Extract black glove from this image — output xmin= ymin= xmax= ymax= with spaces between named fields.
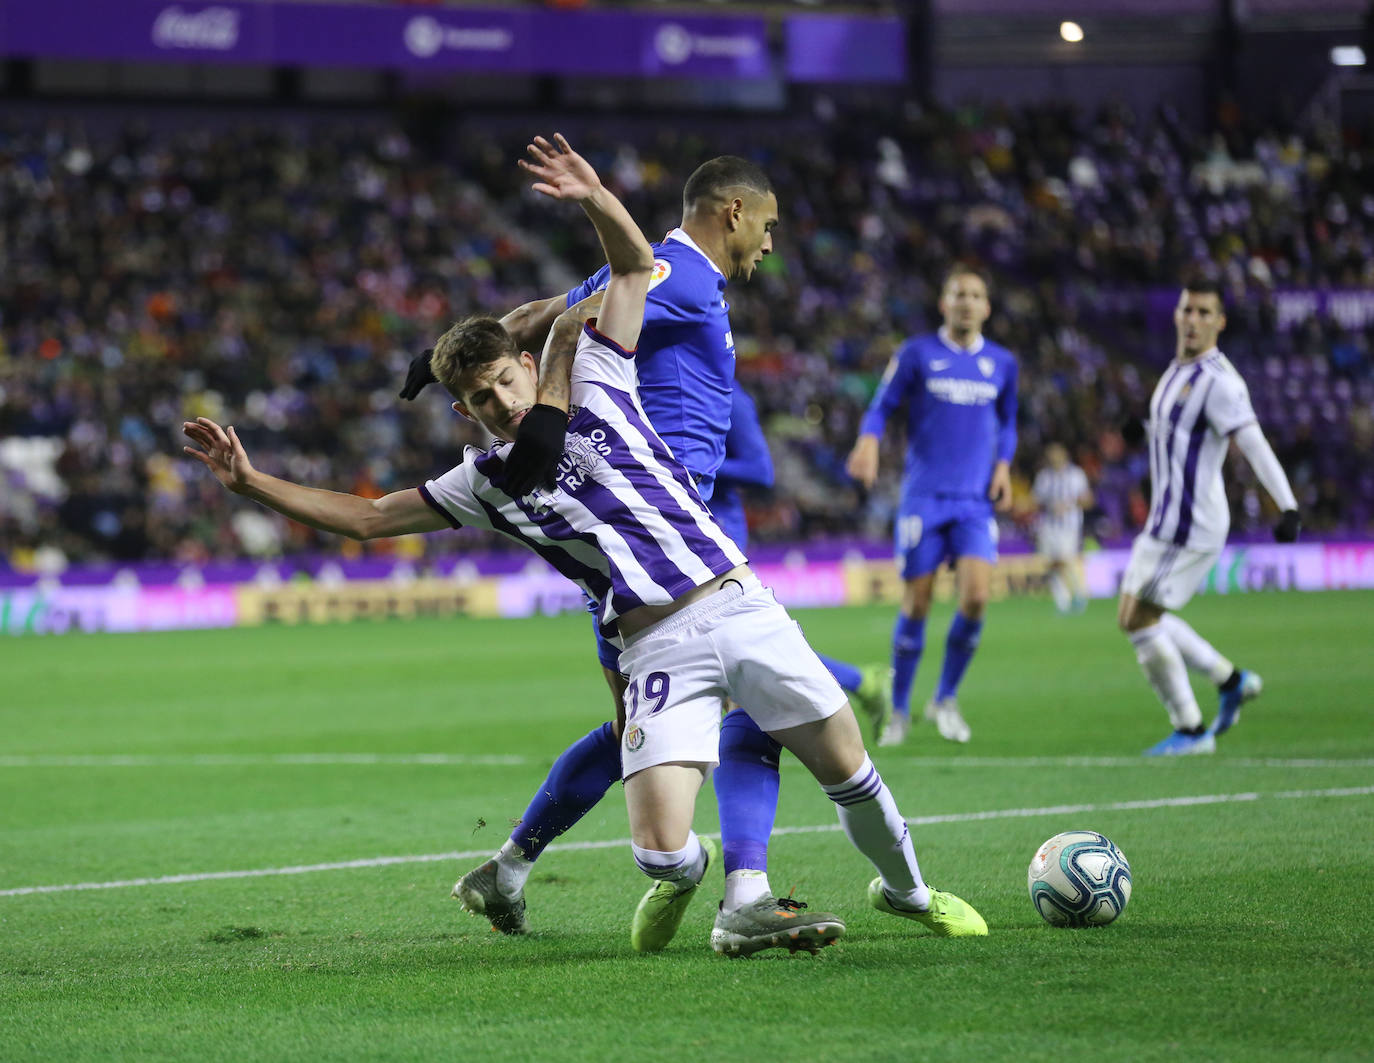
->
xmin=1274 ymin=509 xmax=1302 ymax=543
xmin=502 ymin=404 xmax=568 ymax=496
xmin=398 ymin=348 xmax=437 ymax=400
xmin=1121 ymin=416 xmax=1147 ymax=447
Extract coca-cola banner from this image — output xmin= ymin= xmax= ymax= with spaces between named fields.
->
xmin=0 ymin=0 xmax=810 ymax=80
xmin=3 ymin=2 xmax=272 ymax=63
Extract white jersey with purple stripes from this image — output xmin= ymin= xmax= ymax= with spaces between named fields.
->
xmin=1033 ymin=463 xmax=1089 ymax=540
xmin=1144 ymin=347 xmax=1257 ymax=551
xmin=420 ymin=323 xmax=747 ymax=641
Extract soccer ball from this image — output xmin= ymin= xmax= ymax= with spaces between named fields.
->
xmin=1027 ymin=830 xmax=1132 ymax=928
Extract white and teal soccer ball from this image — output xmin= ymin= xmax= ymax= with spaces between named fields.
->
xmin=1027 ymin=830 xmax=1132 ymax=928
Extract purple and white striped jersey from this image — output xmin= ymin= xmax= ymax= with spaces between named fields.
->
xmin=1033 ymin=463 xmax=1089 ymax=539
xmin=1143 ymin=347 xmax=1257 ymax=551
xmin=419 ymin=323 xmax=747 ymax=641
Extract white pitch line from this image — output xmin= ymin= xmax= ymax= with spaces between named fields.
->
xmin=1 ymin=753 xmax=1371 ymax=770
xmin=0 ymin=753 xmax=532 ymax=768
xmin=3 ymin=785 xmax=1371 ymax=899
xmin=892 ymin=756 xmax=1374 ymax=770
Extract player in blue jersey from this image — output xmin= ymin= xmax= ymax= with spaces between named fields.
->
xmin=188 ymin=135 xmax=988 ymax=955
xmin=846 ymin=266 xmax=1019 ymax=746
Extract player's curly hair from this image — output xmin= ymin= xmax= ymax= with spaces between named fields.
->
xmin=682 ymin=156 xmax=773 ymax=212
xmin=431 ymin=316 xmax=519 ymax=398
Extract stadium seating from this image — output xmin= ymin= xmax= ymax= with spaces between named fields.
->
xmin=1 ymin=100 xmax=1370 ymax=570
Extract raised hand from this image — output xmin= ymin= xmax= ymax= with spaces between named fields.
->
xmin=520 ymin=134 xmax=602 ymax=203
xmin=182 ymin=416 xmax=256 ymax=493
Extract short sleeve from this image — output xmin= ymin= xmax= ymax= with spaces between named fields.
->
xmin=568 ymin=248 xmax=713 ymax=329
xmin=640 ymin=254 xmax=714 ymax=326
xmin=567 ymin=264 xmax=610 ymax=308
xmin=1205 ymin=371 xmax=1257 ymax=437
xmin=421 ymin=450 xmax=496 ymax=530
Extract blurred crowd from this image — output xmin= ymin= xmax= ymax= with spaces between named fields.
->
xmin=2 ymin=96 xmax=1371 ymax=573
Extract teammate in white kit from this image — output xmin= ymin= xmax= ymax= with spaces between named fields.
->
xmin=1032 ymin=443 xmax=1092 ymax=614
xmin=183 ymin=134 xmax=987 ymax=954
xmin=1118 ymin=278 xmax=1301 ymax=756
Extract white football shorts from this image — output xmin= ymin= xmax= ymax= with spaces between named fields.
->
xmin=1120 ymin=534 xmax=1220 ymax=611
xmin=616 ymin=574 xmax=849 ymax=778
xmin=1036 ymin=526 xmax=1081 ymax=562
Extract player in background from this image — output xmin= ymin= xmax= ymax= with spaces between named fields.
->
xmin=186 ymin=135 xmax=988 ymax=956
xmin=846 ymin=266 xmax=1019 ymax=746
xmin=416 ymin=153 xmax=886 ymax=947
xmin=1118 ymin=278 xmax=1301 ymax=756
xmin=1032 ymin=443 xmax=1093 ymax=614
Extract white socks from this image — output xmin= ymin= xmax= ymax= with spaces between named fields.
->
xmin=1048 ymin=570 xmax=1072 ymax=613
xmin=821 ymin=755 xmax=930 ymax=911
xmin=631 ymin=832 xmax=706 ymax=891
xmin=1159 ymin=613 xmax=1234 ymax=685
xmin=1129 ymin=623 xmax=1203 ymax=731
xmin=723 ymin=869 xmax=771 ymax=911
xmin=494 ymin=840 xmax=534 ymax=898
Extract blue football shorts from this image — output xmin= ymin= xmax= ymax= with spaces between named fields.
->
xmin=894 ymin=496 xmax=999 ymax=580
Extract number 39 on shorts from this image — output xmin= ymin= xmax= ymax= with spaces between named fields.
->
xmin=625 ymin=671 xmax=671 ymax=721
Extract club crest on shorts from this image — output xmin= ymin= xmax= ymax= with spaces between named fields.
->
xmin=625 ymin=725 xmax=646 ymax=751
xmin=978 ymin=356 xmax=995 ymax=378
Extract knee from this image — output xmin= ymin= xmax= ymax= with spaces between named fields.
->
xmin=1118 ymin=599 xmax=1148 ymax=634
xmin=901 ymin=586 xmax=933 ymax=619
xmin=959 ymin=597 xmax=988 ymax=623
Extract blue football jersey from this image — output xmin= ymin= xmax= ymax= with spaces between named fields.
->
xmin=709 ymin=388 xmax=775 ymax=552
xmin=859 ymin=329 xmax=1019 ymax=503
xmin=567 ymin=228 xmax=734 ymax=498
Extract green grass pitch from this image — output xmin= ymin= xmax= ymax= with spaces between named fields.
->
xmin=2 ymin=592 xmax=1371 ymax=1061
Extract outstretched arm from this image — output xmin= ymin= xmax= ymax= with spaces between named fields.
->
xmin=501 ymin=295 xmax=568 ymax=354
xmin=522 ymin=134 xmax=653 ymax=351
xmin=182 ymin=417 xmax=447 ymax=540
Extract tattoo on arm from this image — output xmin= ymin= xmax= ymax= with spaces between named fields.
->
xmin=537 ymin=295 xmax=602 ymax=412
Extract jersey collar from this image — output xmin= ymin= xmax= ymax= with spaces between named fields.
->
xmin=666 ymin=227 xmax=725 ymax=277
xmin=937 ymin=325 xmax=985 ymax=355
xmin=1177 ymin=345 xmax=1221 ymax=365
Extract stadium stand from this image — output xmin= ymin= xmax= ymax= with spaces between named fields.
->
xmin=1 ymin=99 xmax=1371 ymax=571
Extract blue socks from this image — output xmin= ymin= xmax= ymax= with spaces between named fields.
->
xmin=936 ymin=612 xmax=983 ymax=702
xmin=510 ymin=721 xmax=620 ymax=859
xmin=891 ymin=614 xmax=926 ymax=715
xmin=817 ymin=653 xmax=863 ymax=693
xmin=715 ymin=711 xmax=782 ymax=876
